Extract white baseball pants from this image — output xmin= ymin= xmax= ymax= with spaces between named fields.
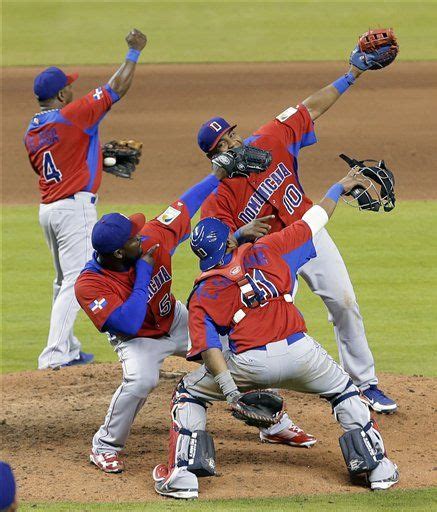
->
xmin=38 ymin=192 xmax=97 ymax=369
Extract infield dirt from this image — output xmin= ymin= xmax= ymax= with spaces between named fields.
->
xmin=1 ymin=363 xmax=436 ymax=502
xmin=2 ymin=62 xmax=436 ymax=502
xmin=3 ymin=62 xmax=436 ymax=204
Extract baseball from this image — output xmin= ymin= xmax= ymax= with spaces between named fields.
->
xmin=104 ymin=157 xmax=116 ymax=167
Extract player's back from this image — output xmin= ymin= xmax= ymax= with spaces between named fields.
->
xmin=24 ymin=85 xmax=118 ymax=203
xmin=190 ymin=238 xmax=309 ymax=354
xmin=24 ymin=109 xmax=97 ymax=203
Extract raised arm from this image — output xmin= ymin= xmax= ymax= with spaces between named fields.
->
xmin=302 ymin=65 xmax=363 ymax=121
xmin=302 ymin=167 xmax=366 ymax=236
xmin=302 ymin=29 xmax=398 ymax=121
xmin=108 ymin=29 xmax=147 ymax=99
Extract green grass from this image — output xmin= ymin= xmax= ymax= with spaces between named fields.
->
xmin=16 ymin=488 xmax=437 ymax=511
xmin=3 ymin=1 xmax=437 ymax=65
xmin=2 ymin=201 xmax=437 ymax=375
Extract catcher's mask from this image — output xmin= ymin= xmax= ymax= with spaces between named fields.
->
xmin=339 ymin=154 xmax=396 ymax=212
xmin=190 ymin=217 xmax=230 ymax=271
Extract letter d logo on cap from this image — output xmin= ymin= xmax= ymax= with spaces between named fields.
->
xmin=209 ymin=121 xmax=222 ymax=132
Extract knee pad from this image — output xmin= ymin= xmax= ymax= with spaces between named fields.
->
xmin=339 ymin=420 xmax=384 ymax=475
xmin=167 ymin=381 xmax=216 ymax=478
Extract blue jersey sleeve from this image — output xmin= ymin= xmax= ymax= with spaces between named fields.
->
xmin=180 ymin=174 xmax=220 ymax=218
xmin=103 ymin=260 xmax=153 ymax=336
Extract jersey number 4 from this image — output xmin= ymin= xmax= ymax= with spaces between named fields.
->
xmin=42 ymin=151 xmax=62 ymax=184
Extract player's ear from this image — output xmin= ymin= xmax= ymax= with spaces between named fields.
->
xmin=57 ymin=86 xmax=69 ymax=103
xmin=113 ymin=248 xmax=124 ymax=260
xmin=226 ymin=235 xmax=238 ymax=252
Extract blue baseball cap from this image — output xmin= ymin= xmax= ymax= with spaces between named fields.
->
xmin=190 ymin=217 xmax=230 ymax=271
xmin=92 ymin=212 xmax=146 ymax=254
xmin=0 ymin=461 xmax=16 ymax=509
xmin=34 ymin=66 xmax=79 ymax=101
xmin=197 ymin=117 xmax=237 ymax=153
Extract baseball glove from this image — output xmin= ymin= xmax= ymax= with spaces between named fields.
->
xmin=230 ymin=390 xmax=284 ymax=428
xmin=350 ymin=28 xmax=399 ymax=71
xmin=102 ymin=140 xmax=143 ymax=179
xmin=211 ymin=145 xmax=272 ymax=178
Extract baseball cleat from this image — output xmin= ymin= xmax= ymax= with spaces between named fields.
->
xmin=90 ymin=450 xmax=124 ymax=473
xmin=61 ymin=351 xmax=95 ymax=367
xmin=361 ymin=386 xmax=397 ymax=414
xmin=154 ymin=480 xmax=198 ymax=500
xmin=370 ymin=465 xmax=399 ymax=491
xmin=260 ymin=424 xmax=317 ymax=448
xmin=152 ymin=463 xmax=169 ymax=483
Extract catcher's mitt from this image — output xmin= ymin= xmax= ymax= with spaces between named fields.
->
xmin=339 ymin=154 xmax=396 ymax=212
xmin=350 ymin=28 xmax=399 ymax=71
xmin=212 ymin=145 xmax=272 ymax=178
xmin=230 ymin=390 xmax=284 ymax=428
xmin=102 ymin=140 xmax=143 ymax=179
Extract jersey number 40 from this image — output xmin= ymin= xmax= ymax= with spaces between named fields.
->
xmin=42 ymin=151 xmax=63 ymax=184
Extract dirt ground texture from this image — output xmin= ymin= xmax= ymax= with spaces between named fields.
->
xmin=1 ymin=62 xmax=436 ymax=502
xmin=1 ymin=362 xmax=436 ymax=502
xmin=2 ymin=62 xmax=436 ymax=204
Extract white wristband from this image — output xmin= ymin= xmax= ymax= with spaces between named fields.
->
xmin=302 ymin=205 xmax=329 ymax=236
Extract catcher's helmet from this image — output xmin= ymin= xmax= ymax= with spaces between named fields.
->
xmin=190 ymin=217 xmax=230 ymax=271
xmin=339 ymin=154 xmax=396 ymax=212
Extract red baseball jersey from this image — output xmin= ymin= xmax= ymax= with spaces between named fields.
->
xmin=201 ymin=104 xmax=317 ymax=233
xmin=24 ymin=85 xmax=119 ymax=203
xmin=187 ymin=219 xmax=316 ymax=360
xmin=75 ymin=201 xmax=191 ymax=338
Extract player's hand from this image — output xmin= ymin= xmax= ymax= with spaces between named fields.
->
xmin=211 ymin=164 xmax=228 ymax=181
xmin=126 ymin=29 xmax=147 ymax=51
xmin=339 ymin=167 xmax=367 ymax=194
xmin=238 ymin=215 xmax=275 ymax=241
xmin=141 ymin=243 xmax=159 ymax=266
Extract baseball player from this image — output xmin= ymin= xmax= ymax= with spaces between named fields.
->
xmin=152 ymin=170 xmax=399 ymax=499
xmin=74 ymin=164 xmax=314 ymax=473
xmin=196 ymin=37 xmax=397 ymax=415
xmin=24 ymin=29 xmax=147 ymax=369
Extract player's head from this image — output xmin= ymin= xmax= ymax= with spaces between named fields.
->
xmin=92 ymin=212 xmax=146 ymax=266
xmin=33 ymin=67 xmax=78 ymax=106
xmin=0 ymin=461 xmax=17 ymax=511
xmin=197 ymin=117 xmax=243 ymax=158
xmin=190 ymin=217 xmax=237 ymax=271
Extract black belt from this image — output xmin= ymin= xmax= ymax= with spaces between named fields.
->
xmin=67 ymin=193 xmax=97 ymax=204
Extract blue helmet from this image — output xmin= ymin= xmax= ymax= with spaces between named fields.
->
xmin=190 ymin=217 xmax=230 ymax=271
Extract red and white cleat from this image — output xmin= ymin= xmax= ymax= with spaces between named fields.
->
xmin=152 ymin=463 xmax=169 ymax=483
xmin=89 ymin=450 xmax=124 ymax=473
xmin=260 ymin=424 xmax=317 ymax=448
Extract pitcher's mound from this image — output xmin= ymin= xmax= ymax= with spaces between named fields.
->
xmin=1 ymin=360 xmax=435 ymax=502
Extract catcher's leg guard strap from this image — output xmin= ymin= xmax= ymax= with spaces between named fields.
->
xmin=339 ymin=421 xmax=383 ymax=475
xmin=329 ymin=379 xmax=359 ymax=411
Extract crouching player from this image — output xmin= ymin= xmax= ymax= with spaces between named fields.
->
xmin=152 ymin=167 xmax=399 ymax=498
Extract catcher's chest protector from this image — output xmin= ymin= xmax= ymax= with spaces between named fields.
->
xmin=192 ymin=244 xmax=292 ymax=325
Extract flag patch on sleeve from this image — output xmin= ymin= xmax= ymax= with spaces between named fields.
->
xmin=89 ymin=298 xmax=107 ymax=313
xmin=276 ymin=106 xmax=297 ymax=122
xmin=157 ymin=206 xmax=181 ymax=225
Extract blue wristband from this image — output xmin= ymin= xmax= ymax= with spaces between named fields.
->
xmin=325 ymin=183 xmax=345 ymax=203
xmin=332 ymin=72 xmax=355 ymax=94
xmin=126 ymin=48 xmax=141 ymax=63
